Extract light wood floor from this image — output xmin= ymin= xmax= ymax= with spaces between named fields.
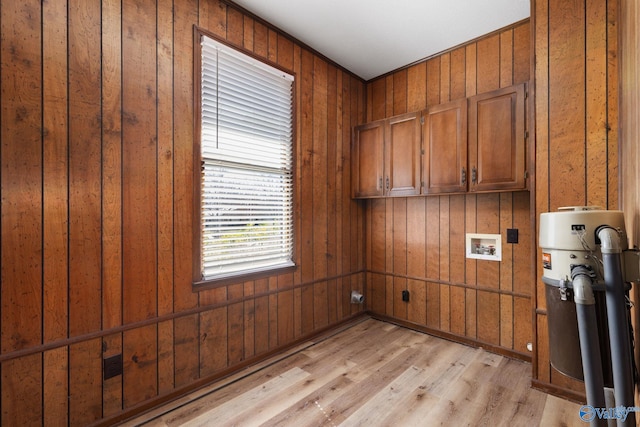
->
xmin=122 ymin=317 xmax=583 ymax=427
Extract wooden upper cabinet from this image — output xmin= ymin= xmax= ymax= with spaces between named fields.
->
xmin=468 ymin=83 xmax=527 ymax=192
xmin=422 ymin=99 xmax=468 ymax=194
xmin=352 ymin=120 xmax=385 ymax=198
xmin=352 ymin=112 xmax=421 ymax=198
xmin=385 ymin=112 xmax=421 ymax=196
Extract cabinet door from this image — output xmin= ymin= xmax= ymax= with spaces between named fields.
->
xmin=423 ymin=99 xmax=468 ymax=194
xmin=385 ymin=112 xmax=421 ymax=196
xmin=468 ymin=83 xmax=526 ymax=192
xmin=352 ymin=120 xmax=385 ymax=198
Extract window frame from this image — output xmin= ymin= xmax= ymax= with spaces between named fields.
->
xmin=192 ymin=26 xmax=297 ymax=289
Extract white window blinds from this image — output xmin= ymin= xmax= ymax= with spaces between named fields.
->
xmin=200 ymin=35 xmax=294 ymax=280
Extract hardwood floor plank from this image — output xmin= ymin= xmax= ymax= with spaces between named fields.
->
xmin=339 ymin=365 xmax=432 ymax=426
xmin=129 ymin=318 xmax=582 ymax=427
xmin=183 ymin=368 xmax=310 ymax=426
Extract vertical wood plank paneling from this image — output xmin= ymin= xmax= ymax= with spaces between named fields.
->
xmin=426 ymin=58 xmax=441 ymax=107
xmin=605 ymin=0 xmax=618 ymax=209
xmin=313 ymin=56 xmax=329 ymax=282
xmin=102 ymin=0 xmax=123 ymax=330
xmin=407 ymin=63 xmax=427 ymax=111
xmin=69 ymin=0 xmax=103 ymax=337
xmin=440 ymin=53 xmax=451 ymax=102
xmin=300 ymin=285 xmax=314 ymax=336
xmin=157 ymin=0 xmax=174 ymax=317
xmin=300 ymin=49 xmax=314 ymax=284
xmin=43 ymin=0 xmax=69 ymax=421
xmin=269 ymin=286 xmax=278 ymax=349
xmin=200 ymin=308 xmax=227 ymax=376
xmin=243 ymin=15 xmax=254 ymax=50
xmin=122 ymin=0 xmax=158 ymax=323
xmin=244 ymin=294 xmax=256 ymax=359
xmin=101 ymin=0 xmax=125 ymax=411
xmin=157 ymin=321 xmax=175 ymax=394
xmin=476 ymin=34 xmax=501 ymax=93
xmin=393 ymin=199 xmax=407 ymax=319
xmin=548 ymin=0 xmax=586 ymax=209
xmin=334 ymin=70 xmax=344 ymax=293
xmin=173 ymin=0 xmax=198 ymax=313
xmin=174 ymin=314 xmax=199 ymax=387
xmin=227 ymin=6 xmax=243 ymax=46
xmin=513 ymin=22 xmax=531 ymax=84
xmin=278 ymin=290 xmax=295 ymax=345
xmin=476 ymin=194 xmax=500 ymax=289
xmin=255 ymin=294 xmax=270 ymax=353
xmin=499 ymin=194 xmax=514 ymax=292
xmin=500 ymin=30 xmax=514 ymax=88
xmin=0 ymin=1 xmax=43 ymax=425
xmin=439 ymin=198 xmax=451 ymax=331
xmin=465 ymin=44 xmax=477 ymax=97
xmin=449 ymin=196 xmax=466 ymax=336
xmin=500 ymin=293 xmax=514 ymax=349
xmin=465 ymin=195 xmax=477 ymax=339
xmin=514 ymin=296 xmax=531 ymax=353
xmin=228 ymin=302 xmax=244 ymax=364
xmin=44 ymin=348 xmax=69 ymax=424
xmin=69 ymin=340 xmax=102 ymax=424
xmin=449 ymin=195 xmax=466 ymax=285
xmin=585 ymin=0 xmax=608 ymax=207
xmin=103 ymin=333 xmax=124 ymax=417
xmin=2 ymin=356 xmax=42 ymax=425
xmin=393 ymin=70 xmax=408 ymax=115
xmin=513 ymin=191 xmax=532 ymax=296
xmin=43 ymin=0 xmax=69 ymax=344
xmin=123 ymin=325 xmax=158 ymax=408
xmin=406 ymin=198 xmax=426 ymax=278
xmin=385 ymin=75 xmax=394 ymax=117
xmin=450 ymin=47 xmax=466 ymax=101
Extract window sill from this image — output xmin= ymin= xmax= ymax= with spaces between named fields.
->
xmin=193 ymin=264 xmax=298 ymax=291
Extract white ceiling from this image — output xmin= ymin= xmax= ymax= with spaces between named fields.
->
xmin=232 ymin=0 xmax=530 ymax=81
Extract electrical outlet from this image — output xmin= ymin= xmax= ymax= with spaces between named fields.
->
xmin=103 ymin=354 xmax=123 ymax=380
xmin=507 ymin=228 xmax=519 ymax=244
xmin=402 ymin=290 xmax=410 ymax=302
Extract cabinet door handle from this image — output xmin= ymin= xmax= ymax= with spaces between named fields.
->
xmin=385 ymin=177 xmax=390 ymax=190
xmin=461 ymin=167 xmax=466 ymax=185
xmin=379 ymin=177 xmax=383 ymax=190
xmin=471 ymin=167 xmax=477 ymax=184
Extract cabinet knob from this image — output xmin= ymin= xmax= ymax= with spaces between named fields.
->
xmin=379 ymin=177 xmax=383 ymax=190
xmin=471 ymin=167 xmax=477 ymax=184
xmin=385 ymin=177 xmax=390 ymax=190
xmin=461 ymin=167 xmax=466 ymax=185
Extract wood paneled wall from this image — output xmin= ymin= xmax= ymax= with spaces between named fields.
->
xmin=532 ymin=0 xmax=619 ymax=399
xmin=0 ymin=0 xmax=366 ymax=424
xmin=362 ymin=22 xmax=533 ymax=358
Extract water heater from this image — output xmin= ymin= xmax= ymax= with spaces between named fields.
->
xmin=539 ymin=207 xmax=626 ymax=382
xmin=540 ymin=206 xmax=636 ymax=427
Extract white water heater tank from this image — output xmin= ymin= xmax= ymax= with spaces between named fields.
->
xmin=539 ymin=206 xmax=627 ymax=283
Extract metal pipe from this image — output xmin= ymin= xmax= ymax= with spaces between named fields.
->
xmin=597 ymin=226 xmax=636 ymax=427
xmin=571 ymin=267 xmax=607 ymax=427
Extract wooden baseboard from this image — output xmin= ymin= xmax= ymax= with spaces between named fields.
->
xmin=531 ymin=379 xmax=586 ymax=404
xmin=368 ymin=312 xmax=532 ymax=362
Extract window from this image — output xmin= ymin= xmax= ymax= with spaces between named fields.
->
xmin=196 ymin=30 xmax=295 ymax=284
